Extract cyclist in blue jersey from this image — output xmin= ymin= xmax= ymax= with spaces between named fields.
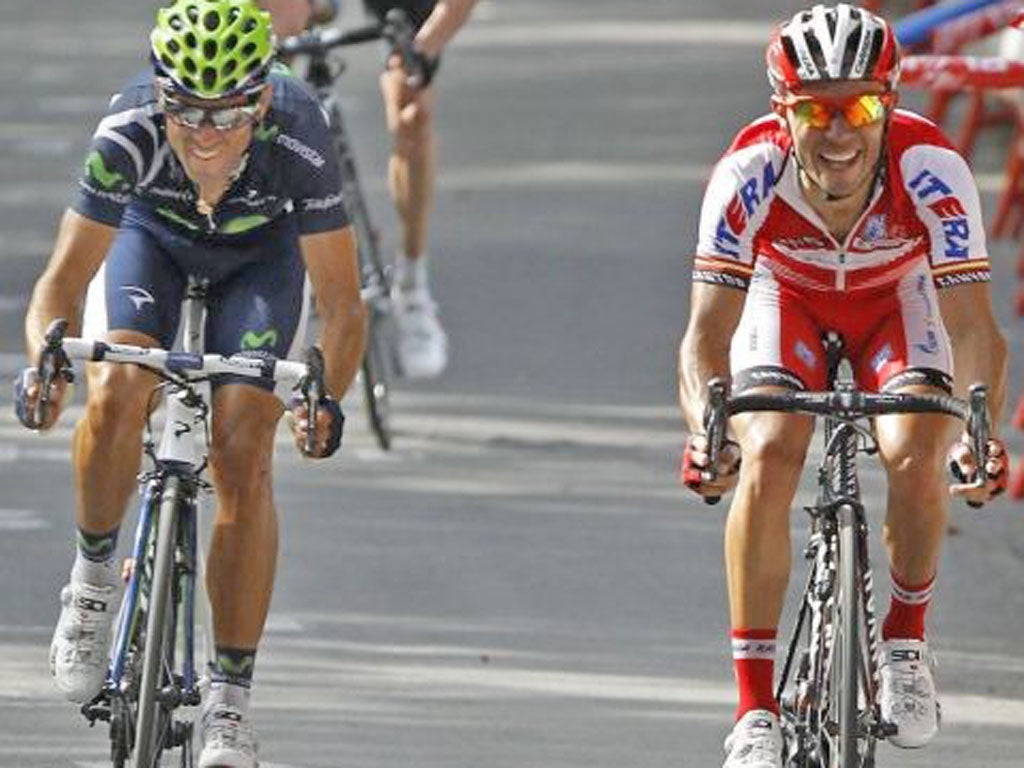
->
xmin=264 ymin=0 xmax=478 ymax=378
xmin=13 ymin=2 xmax=364 ymax=765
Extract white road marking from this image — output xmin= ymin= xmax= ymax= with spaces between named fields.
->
xmin=0 ymin=509 xmax=50 ymax=531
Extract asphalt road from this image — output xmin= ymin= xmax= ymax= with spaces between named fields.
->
xmin=0 ymin=1 xmax=1022 ymax=767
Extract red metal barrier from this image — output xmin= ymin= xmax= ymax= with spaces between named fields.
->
xmin=900 ymin=54 xmax=1024 ymax=89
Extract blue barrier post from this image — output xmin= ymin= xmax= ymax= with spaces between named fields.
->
xmin=894 ymin=0 xmax=1005 ymax=47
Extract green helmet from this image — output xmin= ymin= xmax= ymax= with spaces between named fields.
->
xmin=151 ymin=0 xmax=275 ymax=99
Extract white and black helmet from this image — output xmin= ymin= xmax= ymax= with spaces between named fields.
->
xmin=766 ymin=3 xmax=900 ymax=93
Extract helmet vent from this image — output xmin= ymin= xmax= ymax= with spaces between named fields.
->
xmin=228 ymin=7 xmax=240 ymax=23
xmin=241 ymin=41 xmax=257 ymax=58
xmin=184 ymin=32 xmax=197 ymax=49
xmin=161 ymin=54 xmax=174 ymax=69
xmin=242 ymin=18 xmax=257 ymax=34
xmin=183 ymin=56 xmax=197 ymax=74
xmin=204 ymin=11 xmax=221 ymax=32
xmin=186 ymin=4 xmax=200 ymax=24
xmin=223 ymin=59 xmax=237 ymax=76
xmin=203 ymin=39 xmax=218 ymax=60
xmin=202 ymin=67 xmax=217 ymax=90
xmin=167 ymin=39 xmax=180 ymax=54
xmin=169 ymin=14 xmax=183 ymax=31
xmin=224 ymin=33 xmax=238 ymax=51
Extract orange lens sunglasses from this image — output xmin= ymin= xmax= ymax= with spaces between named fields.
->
xmin=773 ymin=92 xmax=895 ymax=130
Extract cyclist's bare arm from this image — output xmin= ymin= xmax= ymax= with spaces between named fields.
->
xmin=678 ymin=281 xmax=745 ymax=497
xmin=415 ymin=0 xmax=478 ymax=58
xmin=299 ymin=225 xmax=366 ymax=399
xmin=26 ymin=210 xmax=112 ymax=360
xmin=19 ymin=210 xmax=113 ymax=428
xmin=678 ymin=281 xmax=743 ymax=432
xmin=938 ymin=281 xmax=1009 ymax=502
xmin=939 ymin=282 xmax=1008 ymax=422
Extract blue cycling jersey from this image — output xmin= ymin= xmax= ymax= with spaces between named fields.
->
xmin=74 ymin=65 xmax=349 ymax=239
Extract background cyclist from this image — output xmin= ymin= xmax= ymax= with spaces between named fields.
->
xmin=14 ymin=1 xmax=363 ymax=766
xmin=677 ymin=5 xmax=1008 ymax=767
xmin=262 ymin=0 xmax=479 ymax=379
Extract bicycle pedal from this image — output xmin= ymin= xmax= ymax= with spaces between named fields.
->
xmin=875 ymin=719 xmax=898 ymax=738
xmin=81 ymin=700 xmax=111 ymax=724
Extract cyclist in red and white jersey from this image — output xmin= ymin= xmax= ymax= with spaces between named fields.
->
xmin=678 ymin=5 xmax=1008 ymax=767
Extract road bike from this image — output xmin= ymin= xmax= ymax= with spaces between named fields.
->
xmin=703 ymin=333 xmax=990 ymax=768
xmin=279 ymin=9 xmax=427 ymax=451
xmin=33 ymin=278 xmax=323 ymax=768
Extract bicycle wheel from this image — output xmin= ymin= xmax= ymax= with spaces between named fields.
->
xmin=132 ymin=476 xmax=182 ymax=768
xmin=831 ymin=502 xmax=860 ymax=768
xmin=361 ymin=298 xmax=394 ymax=450
xmin=328 ymin=100 xmax=396 ymax=450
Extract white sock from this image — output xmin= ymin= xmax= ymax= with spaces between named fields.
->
xmin=71 ymin=550 xmax=120 ymax=587
xmin=208 ymin=679 xmax=252 ymax=710
xmin=395 ymin=253 xmax=429 ymax=294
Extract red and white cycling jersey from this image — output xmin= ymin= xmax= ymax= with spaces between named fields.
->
xmin=693 ymin=110 xmax=990 ymax=392
xmin=694 ymin=109 xmax=989 ymax=293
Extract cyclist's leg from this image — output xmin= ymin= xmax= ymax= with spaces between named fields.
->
xmin=857 ymin=267 xmax=957 ymax=611
xmin=196 ymin=232 xmax=306 ymax=766
xmin=53 ymin=213 xmax=183 ymax=702
xmin=724 ymin=271 xmax=819 ymax=728
xmin=202 ymin=228 xmax=308 ymax=664
xmin=258 ymin=0 xmax=312 ymax=37
xmin=77 ymin=217 xmax=184 ymax=536
xmin=380 ymin=67 xmax=436 ymax=264
xmin=856 ymin=266 xmax=955 ymax=748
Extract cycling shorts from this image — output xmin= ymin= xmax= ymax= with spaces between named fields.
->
xmin=730 ymin=259 xmax=954 ymax=395
xmin=82 ymin=204 xmax=310 ymax=398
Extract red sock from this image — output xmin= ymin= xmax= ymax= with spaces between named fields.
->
xmin=732 ymin=628 xmax=779 ymax=719
xmin=882 ymin=571 xmax=935 ymax=641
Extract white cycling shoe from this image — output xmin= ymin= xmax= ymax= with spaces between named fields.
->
xmin=393 ymin=287 xmax=448 ymax=379
xmin=879 ymin=639 xmax=940 ymax=748
xmin=50 ymin=569 xmax=120 ymax=703
xmin=199 ymin=681 xmax=259 ymax=768
xmin=723 ymin=709 xmax=784 ymax=768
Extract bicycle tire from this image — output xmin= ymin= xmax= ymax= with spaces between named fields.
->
xmin=132 ymin=476 xmax=182 ymax=768
xmin=833 ymin=502 xmax=860 ymax=768
xmin=361 ymin=300 xmax=394 ymax=450
xmin=324 ymin=95 xmax=396 ymax=451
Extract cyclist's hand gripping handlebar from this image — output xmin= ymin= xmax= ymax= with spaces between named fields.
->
xmin=681 ymin=377 xmax=740 ymax=506
xmin=292 ymin=346 xmax=345 ymax=459
xmin=13 ymin=318 xmax=74 ymax=430
xmin=383 ymin=8 xmax=438 ymax=89
xmin=949 ymin=384 xmax=1006 ymax=508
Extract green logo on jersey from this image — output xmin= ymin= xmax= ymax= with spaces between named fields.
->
xmin=86 ymin=151 xmax=125 ymax=190
xmin=241 ymin=329 xmax=279 ymax=350
xmin=254 ymin=122 xmax=280 ymax=142
xmin=155 ymin=207 xmax=200 ymax=231
xmin=220 ymin=214 xmax=271 ymax=234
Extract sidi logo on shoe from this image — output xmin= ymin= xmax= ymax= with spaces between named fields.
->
xmin=891 ymin=648 xmax=923 ymax=663
xmin=76 ymin=596 xmax=107 ymax=612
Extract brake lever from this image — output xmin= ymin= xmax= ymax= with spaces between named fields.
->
xmin=702 ymin=377 xmax=729 ymax=506
xmin=303 ymin=346 xmax=325 ymax=457
xmin=964 ymin=384 xmax=990 ymax=509
xmin=34 ymin=318 xmax=72 ymax=427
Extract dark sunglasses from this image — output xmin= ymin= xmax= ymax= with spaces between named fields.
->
xmin=160 ymin=90 xmax=263 ymax=131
